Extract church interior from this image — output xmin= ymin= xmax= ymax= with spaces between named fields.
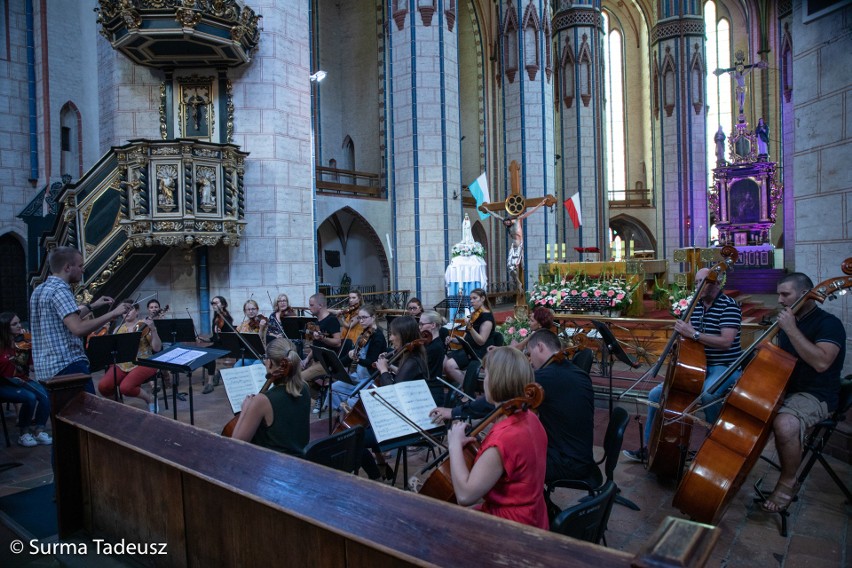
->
xmin=0 ymin=0 xmax=850 ymax=565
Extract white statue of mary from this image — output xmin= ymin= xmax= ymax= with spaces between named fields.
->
xmin=461 ymin=213 xmax=475 ymax=245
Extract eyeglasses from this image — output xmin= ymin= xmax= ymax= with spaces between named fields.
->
xmin=419 ymin=321 xmax=433 ymax=327
xmin=357 ymin=315 xmax=372 ymax=320
xmin=407 ymin=306 xmax=419 ymax=311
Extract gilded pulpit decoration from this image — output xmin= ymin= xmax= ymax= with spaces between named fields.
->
xmin=156 ymin=164 xmax=178 ymax=211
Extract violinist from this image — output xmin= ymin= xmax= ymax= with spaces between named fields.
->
xmin=443 ymin=288 xmax=495 ymax=390
xmin=406 ymin=297 xmax=424 ymax=320
xmin=202 ymin=296 xmax=233 ymax=394
xmin=418 ymin=310 xmax=448 ymax=405
xmin=29 ymin=246 xmax=132 ymax=394
xmin=96 ymin=301 xmax=162 ymax=412
xmin=266 ymin=293 xmax=296 ymax=344
xmin=0 ymin=312 xmax=52 ymax=447
xmin=147 ymin=299 xmax=166 ymax=320
xmin=329 ymin=304 xmax=386 ymax=412
xmin=446 ymin=347 xmax=548 ymax=529
xmin=375 ymin=316 xmax=428 ymax=384
xmin=301 ymin=293 xmax=342 ymax=413
xmin=233 ymin=299 xmax=267 ymax=368
xmin=231 ymin=338 xmax=311 ymax=456
xmin=623 ymin=267 xmax=743 ymax=463
xmin=334 ymin=290 xmax=363 ymax=365
xmin=511 ymin=307 xmax=556 ymax=353
xmin=762 ymin=273 xmax=845 ymax=514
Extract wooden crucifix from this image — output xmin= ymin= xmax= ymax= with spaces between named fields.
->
xmin=478 ymin=160 xmax=556 ymax=311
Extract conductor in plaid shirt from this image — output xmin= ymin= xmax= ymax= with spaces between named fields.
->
xmin=30 ymin=246 xmax=131 ymax=393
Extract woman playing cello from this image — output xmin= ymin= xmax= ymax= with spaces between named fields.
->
xmin=231 ymin=338 xmax=311 ymax=456
xmin=446 ymin=347 xmax=548 ymax=529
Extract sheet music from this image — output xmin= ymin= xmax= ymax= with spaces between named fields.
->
xmin=220 ymin=365 xmax=268 ymax=413
xmin=154 ymin=347 xmax=207 ymax=366
xmin=361 ymin=380 xmax=438 ymax=443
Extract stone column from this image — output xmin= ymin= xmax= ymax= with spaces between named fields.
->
xmin=651 ymin=5 xmax=708 ymax=261
xmin=387 ymin=2 xmax=462 ymax=304
xmin=498 ymin=0 xmax=556 ymax=284
xmin=552 ymin=1 xmax=603 ymax=261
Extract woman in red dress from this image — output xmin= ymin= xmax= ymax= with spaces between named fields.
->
xmin=447 ymin=346 xmax=548 ymax=529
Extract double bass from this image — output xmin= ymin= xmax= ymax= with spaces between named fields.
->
xmin=673 ymin=259 xmax=852 ymax=524
xmin=417 ymin=382 xmax=545 ymax=503
xmin=646 ymin=246 xmax=738 ymax=477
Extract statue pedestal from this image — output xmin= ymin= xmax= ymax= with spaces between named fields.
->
xmin=445 ymin=256 xmax=488 ymax=297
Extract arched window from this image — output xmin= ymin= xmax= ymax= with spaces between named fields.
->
xmin=60 ymin=102 xmax=83 ymax=179
xmin=705 ymin=1 xmax=732 ymax=182
xmin=603 ymin=15 xmax=625 ymax=202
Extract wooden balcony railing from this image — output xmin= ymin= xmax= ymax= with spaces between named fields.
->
xmin=316 ymin=166 xmax=383 ymax=198
xmin=608 ymin=185 xmax=653 ymax=208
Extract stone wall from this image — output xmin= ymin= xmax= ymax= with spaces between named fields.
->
xmin=791 ymin=0 xmax=851 ymax=375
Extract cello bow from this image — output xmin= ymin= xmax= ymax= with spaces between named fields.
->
xmin=673 ymin=258 xmax=852 ymax=524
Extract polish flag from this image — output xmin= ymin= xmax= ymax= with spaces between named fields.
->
xmin=564 ymin=193 xmax=582 ymax=229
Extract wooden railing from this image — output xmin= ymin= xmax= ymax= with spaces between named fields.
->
xmin=608 ymin=186 xmax=653 ymax=208
xmin=44 ymin=374 xmax=645 ymax=567
xmin=316 ymin=166 xmax=383 ymax=198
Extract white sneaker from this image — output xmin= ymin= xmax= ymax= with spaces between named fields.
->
xmin=34 ymin=431 xmax=53 ymax=445
xmin=18 ymin=433 xmax=37 ymax=447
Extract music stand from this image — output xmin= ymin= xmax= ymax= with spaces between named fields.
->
xmin=591 ymin=320 xmax=640 ymax=416
xmin=219 ymin=332 xmax=266 ymax=365
xmin=312 ymin=345 xmax=357 ymax=433
xmin=153 ymin=318 xmax=197 ymax=345
xmin=136 ymin=343 xmax=229 ymax=424
xmin=86 ymin=332 xmax=142 ymax=403
xmin=281 ymin=316 xmax=316 ymax=358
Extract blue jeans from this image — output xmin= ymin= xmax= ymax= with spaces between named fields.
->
xmin=233 ymin=358 xmax=263 ymax=368
xmin=0 ymin=379 xmax=51 ymax=431
xmin=56 ymin=359 xmax=94 ymax=394
xmin=644 ymin=365 xmax=742 ymax=445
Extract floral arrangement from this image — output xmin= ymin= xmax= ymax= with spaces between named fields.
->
xmin=497 ymin=315 xmax=533 ymax=344
xmin=667 ymin=284 xmax=695 ymax=318
xmin=529 ymin=274 xmax=636 ymax=314
xmin=451 ymin=241 xmax=485 ymax=258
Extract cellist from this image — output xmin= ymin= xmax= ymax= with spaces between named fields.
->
xmin=623 ymin=267 xmax=743 ymax=463
xmin=446 ymin=347 xmax=548 ymax=529
xmin=761 ymin=273 xmax=845 ymax=513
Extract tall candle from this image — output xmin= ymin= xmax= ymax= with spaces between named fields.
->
xmin=562 ymin=243 xmax=566 ymax=262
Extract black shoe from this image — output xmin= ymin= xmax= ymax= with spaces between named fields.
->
xmin=622 ymin=448 xmax=647 ymax=463
xmin=202 ymin=383 xmax=214 ymax=394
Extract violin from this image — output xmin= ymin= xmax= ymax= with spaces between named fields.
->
xmin=348 ymin=327 xmax=375 ymax=374
xmin=247 ymin=314 xmax=269 ymax=333
xmin=304 ymin=322 xmax=328 ymax=342
xmin=418 ymin=382 xmax=545 ymax=503
xmin=14 ymin=330 xmax=32 ymax=352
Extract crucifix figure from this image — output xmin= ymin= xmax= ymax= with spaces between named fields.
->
xmin=713 ymin=50 xmax=767 ymax=122
xmin=478 ymin=160 xmax=555 ymax=310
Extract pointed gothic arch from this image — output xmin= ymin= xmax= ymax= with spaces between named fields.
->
xmin=609 ymin=214 xmax=656 ymax=254
xmin=502 ymin=2 xmax=519 ymax=83
xmin=689 ymin=43 xmax=705 ymax=115
xmin=560 ymin=42 xmax=575 ymax=109
xmin=577 ymin=34 xmax=593 ymax=107
xmin=316 ymin=207 xmax=390 ymax=290
xmin=661 ymin=48 xmax=676 ymax=117
xmin=521 ymin=0 xmax=540 ymax=80
xmin=0 ymin=232 xmax=28 ymax=320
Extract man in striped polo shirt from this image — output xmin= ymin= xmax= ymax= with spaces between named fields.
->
xmin=624 ymin=267 xmax=743 ymax=462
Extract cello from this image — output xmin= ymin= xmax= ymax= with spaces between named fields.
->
xmin=646 ymin=246 xmax=738 ymax=477
xmin=673 ymin=259 xmax=852 ymax=524
xmin=417 ymin=382 xmax=545 ymax=503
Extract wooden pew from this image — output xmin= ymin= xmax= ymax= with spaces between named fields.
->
xmin=44 ymin=374 xmax=714 ymax=567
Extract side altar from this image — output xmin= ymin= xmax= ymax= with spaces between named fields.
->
xmin=537 ymin=259 xmax=667 ymax=317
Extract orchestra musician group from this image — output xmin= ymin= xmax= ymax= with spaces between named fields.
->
xmin=15 ymin=244 xmax=849 ymax=530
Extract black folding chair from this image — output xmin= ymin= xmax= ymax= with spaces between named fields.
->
xmin=304 ymin=425 xmax=365 ymax=475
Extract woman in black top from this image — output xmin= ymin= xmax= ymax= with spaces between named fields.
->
xmin=443 ymin=288 xmax=494 ymax=387
xmin=375 ymin=316 xmax=427 ymax=383
xmin=202 ymin=295 xmax=233 ymax=393
xmin=232 ymin=338 xmax=310 ymax=456
xmin=419 ymin=310 xmax=448 ymax=405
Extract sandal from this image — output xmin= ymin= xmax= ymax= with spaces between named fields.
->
xmin=761 ymin=481 xmax=799 ymax=513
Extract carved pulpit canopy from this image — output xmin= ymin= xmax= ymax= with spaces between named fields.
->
xmin=95 ymin=0 xmax=262 ymax=68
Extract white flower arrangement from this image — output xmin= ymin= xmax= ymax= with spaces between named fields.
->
xmin=451 ymin=241 xmax=485 ymax=258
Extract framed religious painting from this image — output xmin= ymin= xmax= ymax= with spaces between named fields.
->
xmin=709 ymin=161 xmax=781 ymax=247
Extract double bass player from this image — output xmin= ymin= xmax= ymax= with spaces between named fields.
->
xmin=624 ymin=267 xmax=743 ymax=463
